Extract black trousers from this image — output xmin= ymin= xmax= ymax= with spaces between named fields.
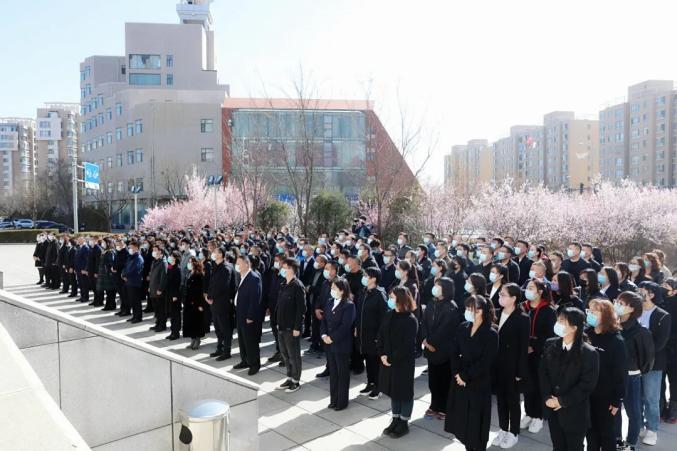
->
xmin=303 ymin=297 xmax=312 ymax=336
xmin=169 ymin=297 xmax=182 ymax=336
xmin=37 ymin=266 xmax=44 ymax=283
xmin=69 ymin=272 xmax=78 ymax=296
xmin=496 ymin=377 xmax=521 ymax=435
xmin=152 ymin=296 xmax=168 ymax=330
xmin=50 ymin=265 xmax=61 ymax=288
xmin=428 ymin=360 xmax=452 ymax=413
xmin=310 ymin=312 xmax=322 ymax=350
xmin=77 ymin=272 xmax=89 ymax=302
xmin=269 ymin=307 xmax=280 ymax=353
xmin=237 ymin=323 xmax=261 ymax=369
xmin=103 ymin=289 xmax=116 ymax=309
xmin=586 ymin=396 xmax=617 ymax=451
xmin=127 ymin=286 xmax=143 ymax=320
xmin=92 ymin=275 xmax=104 ymax=305
xmin=279 ymin=330 xmax=302 ymax=382
xmin=350 ymin=337 xmax=364 ymax=372
xmin=211 ymin=306 xmax=233 ymax=355
xmin=327 ymin=351 xmax=350 ymax=409
xmin=662 ymin=350 xmax=677 ymax=417
xmin=548 ymin=414 xmax=586 ymax=451
xmin=365 ymin=353 xmax=380 ymax=387
xmin=117 ymin=280 xmax=129 ymax=312
xmin=60 ymin=267 xmax=69 ymax=291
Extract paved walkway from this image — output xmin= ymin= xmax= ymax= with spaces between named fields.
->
xmin=1 ymin=244 xmax=675 ymax=450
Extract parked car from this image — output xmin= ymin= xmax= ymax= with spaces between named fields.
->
xmin=0 ymin=222 xmax=15 ymax=229
xmin=13 ymin=219 xmax=34 ymax=229
xmin=35 ymin=221 xmax=73 ymax=233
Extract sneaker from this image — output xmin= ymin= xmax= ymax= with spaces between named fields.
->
xmin=359 ymin=384 xmax=374 ymax=395
xmin=528 ymin=418 xmax=543 ymax=434
xmin=436 ymin=411 xmax=446 ymax=420
xmin=492 ymin=430 xmax=507 ymax=447
xmin=500 ymin=432 xmax=518 ymax=449
xmin=639 ymin=427 xmax=648 ymax=438
xmin=285 ymin=382 xmax=300 ymax=393
xmin=642 ymin=430 xmax=657 ymax=446
xmin=519 ymin=416 xmax=533 ymax=429
xmin=425 ymin=408 xmax=437 ymax=418
xmin=368 ymin=391 xmax=381 ymax=400
xmin=383 ymin=417 xmax=398 ymax=436
xmin=276 ymin=379 xmax=293 ymax=390
xmin=619 ymin=444 xmax=635 ymax=451
xmin=389 ymin=419 xmax=409 ymax=439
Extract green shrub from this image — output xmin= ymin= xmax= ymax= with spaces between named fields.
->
xmin=258 ymin=201 xmax=291 ymax=231
xmin=0 ymin=230 xmax=116 ymax=243
xmin=308 ymin=191 xmax=353 ymax=239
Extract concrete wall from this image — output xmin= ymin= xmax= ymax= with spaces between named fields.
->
xmin=0 ymin=289 xmax=258 ymax=451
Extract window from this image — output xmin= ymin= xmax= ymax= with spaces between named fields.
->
xmin=129 ymin=54 xmax=161 ymax=69
xmin=127 ymin=150 xmax=134 ymax=164
xmin=98 ymin=113 xmax=104 ymax=125
xmin=117 ymin=181 xmax=124 ymax=193
xmin=135 ymin=148 xmax=143 ymax=163
xmin=200 ymin=119 xmax=213 ymax=133
xmin=98 ymin=94 xmax=104 ymax=107
xmin=39 ymin=120 xmax=50 ymax=128
xmin=127 ymin=123 xmax=134 ymax=137
xmin=166 ymin=74 xmax=173 ymax=86
xmin=129 ymin=73 xmax=162 ymax=86
xmin=166 ymin=55 xmax=173 ymax=67
xmin=106 ymin=108 xmax=112 ymax=121
xmin=134 ymin=119 xmax=143 ymax=134
xmin=200 ymin=147 xmax=214 ymax=162
xmin=39 ymin=130 xmax=51 ymax=138
xmin=116 ymin=103 xmax=122 ymax=116
xmin=107 ymin=157 xmax=113 ymax=168
xmin=116 ymin=153 xmax=123 ymax=167
xmin=107 ymin=132 xmax=113 ymax=144
xmin=116 ymin=127 xmax=122 ymax=141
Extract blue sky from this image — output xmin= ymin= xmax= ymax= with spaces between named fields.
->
xmin=3 ymin=0 xmax=677 ymax=181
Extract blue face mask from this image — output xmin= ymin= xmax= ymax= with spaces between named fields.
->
xmin=464 ymin=282 xmax=473 ymax=293
xmin=525 ymin=289 xmax=537 ymax=301
xmin=527 ymin=250 xmax=537 ymax=258
xmin=553 ymin=322 xmax=567 ymax=338
xmin=395 ymin=269 xmax=403 ymax=280
xmin=497 ymin=252 xmax=506 ymax=260
xmin=387 ymin=298 xmax=396 ymax=310
xmin=567 ymin=249 xmax=576 ymax=258
xmin=430 ymin=267 xmax=439 ymax=276
xmin=597 ymin=274 xmax=607 ymax=285
xmin=434 ymin=250 xmax=441 ymax=258
xmin=383 ymin=256 xmax=391 ymax=265
xmin=586 ymin=312 xmax=599 ymax=328
xmin=432 ymin=286 xmax=441 ymax=298
xmin=361 ymin=276 xmax=369 ymax=287
xmin=478 ymin=253 xmax=488 ymax=262
xmin=550 ymin=282 xmax=559 ymax=292
xmin=529 ymin=270 xmax=536 ymax=279
xmin=344 ymin=263 xmax=351 ymax=273
xmin=489 ymin=272 xmax=498 ymax=283
xmin=614 ymin=303 xmax=626 ymax=317
xmin=279 ymin=268 xmax=288 ymax=278
xmin=464 ymin=309 xmax=475 ymax=323
xmin=323 ymin=269 xmax=330 ymax=279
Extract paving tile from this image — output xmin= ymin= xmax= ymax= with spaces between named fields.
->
xmin=259 ymin=405 xmax=340 ymax=444
xmin=258 ymin=430 xmax=297 ymax=451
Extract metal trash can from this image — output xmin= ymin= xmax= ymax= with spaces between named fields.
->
xmin=178 ymin=399 xmax=230 ymax=451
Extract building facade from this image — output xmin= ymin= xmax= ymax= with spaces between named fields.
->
xmin=78 ymin=0 xmax=228 ymax=225
xmin=444 ymin=140 xmax=492 ymax=194
xmin=35 ymin=103 xmax=80 ymax=175
xmin=0 ymin=118 xmax=35 ymax=196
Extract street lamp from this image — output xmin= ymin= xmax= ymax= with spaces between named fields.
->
xmin=206 ymin=175 xmax=223 ymax=228
xmin=130 ymin=185 xmax=142 ymax=230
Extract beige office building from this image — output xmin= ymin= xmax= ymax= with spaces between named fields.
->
xmin=78 ymin=0 xmax=228 ymax=225
xmin=600 ymin=80 xmax=676 ymax=187
xmin=35 ymin=103 xmax=80 ymax=175
xmin=444 ymin=140 xmax=493 ymax=193
xmin=0 ymin=118 xmax=35 ymax=196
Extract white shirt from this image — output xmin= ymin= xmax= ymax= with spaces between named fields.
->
xmin=332 ymin=298 xmax=341 ymax=311
xmin=562 ymin=341 xmax=573 ymax=351
xmin=498 ymin=311 xmax=510 ymax=330
xmin=639 ymin=306 xmax=656 ymax=329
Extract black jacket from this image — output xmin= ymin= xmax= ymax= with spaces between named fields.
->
xmin=361 ymin=256 xmax=378 ymax=270
xmin=33 ymin=241 xmax=47 ymax=267
xmin=356 ymin=286 xmax=388 ymax=355
xmin=587 ymin=328 xmax=627 ymax=408
xmin=276 ymin=277 xmax=306 ymax=331
xmin=164 ymin=264 xmax=182 ymax=300
xmin=619 ymin=278 xmax=638 ymax=293
xmin=345 ymin=270 xmax=364 ymax=302
xmin=379 ymin=263 xmax=397 ymax=291
xmin=539 ymin=337 xmax=600 ymax=431
xmin=321 ymin=299 xmax=356 ymax=354
xmin=647 ymin=306 xmax=671 ymax=371
xmin=377 ymin=310 xmax=418 ymax=401
xmin=620 ymin=318 xmax=654 ymax=374
xmin=235 ymin=271 xmax=263 ymax=326
xmin=87 ymin=244 xmax=101 ymax=275
xmin=206 ymin=261 xmax=237 ymax=313
xmin=450 ymin=322 xmax=498 ymax=391
xmin=422 ymin=298 xmax=461 ymax=364
xmin=515 ymin=256 xmax=534 ymax=286
xmin=494 ymin=310 xmax=530 ymax=385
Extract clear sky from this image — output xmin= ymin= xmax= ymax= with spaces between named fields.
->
xmin=2 ymin=0 xmax=677 ymax=182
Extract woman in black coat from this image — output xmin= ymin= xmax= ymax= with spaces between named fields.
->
xmin=396 ymin=259 xmax=422 ymax=356
xmin=183 ymin=256 xmax=206 ymax=349
xmin=492 ymin=283 xmax=530 ymax=449
xmin=615 ymin=262 xmax=638 ymax=293
xmin=378 ymin=286 xmax=418 ymax=439
xmin=553 ymin=271 xmax=584 ymax=313
xmin=164 ymin=251 xmax=183 ymax=340
xmin=580 ymin=268 xmax=607 ymax=307
xmin=521 ymin=279 xmax=556 ymax=434
xmin=629 ymin=256 xmax=650 ymax=285
xmin=356 ymin=267 xmax=388 ymax=399
xmin=422 ymin=277 xmax=461 ymax=420
xmin=421 ymin=259 xmax=447 ymax=308
xmin=487 ymin=263 xmax=508 ymax=311
xmin=444 ymin=294 xmax=498 ymax=451
xmin=322 ymin=278 xmax=357 ymax=411
xmin=539 ymin=307 xmax=600 ymax=451
xmin=598 ymin=265 xmax=621 ymax=302
xmin=585 ymin=298 xmax=627 ymax=451
xmin=450 ymin=256 xmax=468 ymax=305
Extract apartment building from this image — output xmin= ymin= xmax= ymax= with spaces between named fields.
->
xmin=35 ymin=103 xmax=80 ymax=175
xmin=0 ymin=118 xmax=35 ymax=196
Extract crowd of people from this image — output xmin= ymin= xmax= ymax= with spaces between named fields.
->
xmin=30 ymin=218 xmax=677 ymax=451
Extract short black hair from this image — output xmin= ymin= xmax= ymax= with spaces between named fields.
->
xmin=365 ymin=267 xmax=382 ymax=283
xmin=283 ymin=257 xmax=299 ymax=271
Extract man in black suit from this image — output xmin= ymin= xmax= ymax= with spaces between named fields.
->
xmin=206 ymin=247 xmax=238 ymax=361
xmin=514 ymin=240 xmax=534 ymax=287
xmin=233 ymin=255 xmax=263 ymax=375
xmin=299 ymin=244 xmax=317 ymax=338
xmin=87 ymin=237 xmax=103 ymax=306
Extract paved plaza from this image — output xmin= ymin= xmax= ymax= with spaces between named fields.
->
xmin=1 ymin=243 xmax=675 ymax=450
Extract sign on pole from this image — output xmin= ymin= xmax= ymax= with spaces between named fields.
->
xmin=83 ymin=162 xmax=100 ymax=190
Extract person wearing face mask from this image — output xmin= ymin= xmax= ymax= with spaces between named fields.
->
xmin=474 ymin=245 xmax=494 ymax=282
xmin=636 ymin=281 xmax=671 ymax=446
xmin=584 ymin=298 xmax=627 ymax=451
xmin=164 ymin=250 xmax=183 ymax=340
xmin=233 ymin=255 xmax=263 ymax=375
xmin=464 ymin=273 xmax=487 ymax=301
xmin=496 ymin=245 xmax=520 ymax=285
xmin=514 ymin=240 xmax=534 ymax=287
xmin=561 ymin=242 xmax=590 ymax=287
xmin=628 ymin=256 xmax=650 ymax=285
xmin=299 ymin=244 xmax=317 ymax=340
xmin=342 ymin=255 xmax=366 ymax=374
xmin=321 ymin=278 xmax=356 ymax=411
xmin=368 ymin=238 xmax=384 ymax=267
xmin=549 ymin=251 xmax=564 ymax=277
xmin=642 ymin=253 xmax=664 ymax=285
xmin=74 ymin=236 xmax=91 ymax=304
xmin=379 ymin=286 xmax=418 ymax=439
xmin=488 ymin=264 xmax=508 ymax=311
xmin=178 ymin=238 xmax=193 ymax=291
xmin=182 ymin=256 xmax=206 ymax=349
xmin=356 ymin=267 xmax=388 ymax=399
xmin=615 ymin=292 xmax=655 ymax=451
xmin=598 ymin=266 xmax=620 ymax=302
xmin=659 ymin=279 xmax=677 ymax=424
xmin=337 ymin=249 xmax=350 ymax=277
xmin=414 ymin=245 xmax=432 ymax=281
xmin=86 ymin=238 xmax=103 ymax=306
xmin=263 ymin=254 xmax=285 ymax=364
xmin=97 ymin=237 xmax=118 ymax=312
xmin=397 ymin=260 xmax=422 ymax=357
xmin=65 ymin=238 xmax=78 ymax=298
xmin=521 ymin=278 xmax=556 ymax=434
xmin=205 ymin=247 xmax=238 ymax=359
xmin=580 ymin=268 xmax=607 ymax=307
xmin=580 ymin=243 xmax=602 ymax=273
xmin=552 ymin=271 xmax=584 ymax=313
xmin=492 ymin=283 xmax=530 ymax=449
xmin=396 ymin=232 xmax=412 ymax=260
xmin=307 ymin=255 xmax=328 ymax=354
xmin=140 ymin=239 xmax=154 ymax=314
xmin=112 ymin=239 xmax=129 ymax=314
xmin=275 ymin=258 xmax=306 ymax=393
xmin=379 ymin=247 xmax=398 ymax=290
xmin=43 ymin=233 xmax=58 ymax=289
xmin=55 ymin=234 xmax=68 ymax=291
xmin=539 ymin=307 xmax=599 ymax=451
xmin=148 ymin=245 xmax=168 ymax=331
xmin=444 ymin=295 xmax=498 ymax=451
xmin=422 ymin=259 xmax=448 ymax=307
xmin=615 ymin=262 xmax=638 ymax=293
xmin=359 ymin=244 xmax=378 ymax=270
xmin=314 ymin=260 xmax=339 ymax=378
xmin=59 ymin=235 xmax=73 ymax=294
xmin=422 ymin=277 xmax=461 ymax=421
xmin=121 ymin=240 xmax=145 ymax=324
xmin=33 ymin=233 xmax=48 ymax=285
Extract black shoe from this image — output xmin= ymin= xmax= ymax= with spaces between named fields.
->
xmin=119 ymin=311 xmax=131 ymax=317
xmin=143 ymin=308 xmax=153 ymax=313
xmin=92 ymin=302 xmax=104 ymax=307
xmin=101 ymin=306 xmax=116 ymax=311
xmin=276 ymin=380 xmax=293 ymax=390
xmin=215 ymin=353 xmax=231 ymax=361
xmin=351 ymin=367 xmax=364 ymax=375
xmin=247 ymin=367 xmax=260 ymax=376
xmin=233 ymin=362 xmax=249 ymax=370
xmin=267 ymin=353 xmax=282 ymax=363
xmin=88 ymin=301 xmax=96 ymax=306
xmin=59 ymin=290 xmax=69 ymax=294
xmin=166 ymin=334 xmax=180 ymax=341
xmin=278 ymin=361 xmax=285 ymax=367
xmin=154 ymin=327 xmax=167 ymax=332
xmin=209 ymin=351 xmax=222 ymax=358
xmin=130 ymin=318 xmax=142 ymax=324
xmin=368 ymin=391 xmax=380 ymax=400
xmin=328 ymin=403 xmax=336 ymax=409
xmin=359 ymin=384 xmax=374 ymax=395
xmin=389 ymin=419 xmax=409 ymax=438
xmin=36 ymin=280 xmax=43 ymax=285
xmin=333 ymin=405 xmax=347 ymax=411
xmin=68 ymin=293 xmax=78 ymax=298
xmin=285 ymin=382 xmax=300 ymax=393
xmin=316 ymin=369 xmax=329 ymax=378
xmin=302 ymin=331 xmax=311 ymax=338
xmin=149 ymin=326 xmax=157 ymax=331
xmin=383 ymin=418 xmax=398 ymax=436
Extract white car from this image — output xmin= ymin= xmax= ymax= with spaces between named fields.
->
xmin=13 ymin=219 xmax=34 ymax=229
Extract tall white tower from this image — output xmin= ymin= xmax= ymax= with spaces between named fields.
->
xmin=176 ymin=0 xmax=214 ymax=30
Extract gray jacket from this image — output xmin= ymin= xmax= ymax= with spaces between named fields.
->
xmin=149 ymin=258 xmax=167 ymax=296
